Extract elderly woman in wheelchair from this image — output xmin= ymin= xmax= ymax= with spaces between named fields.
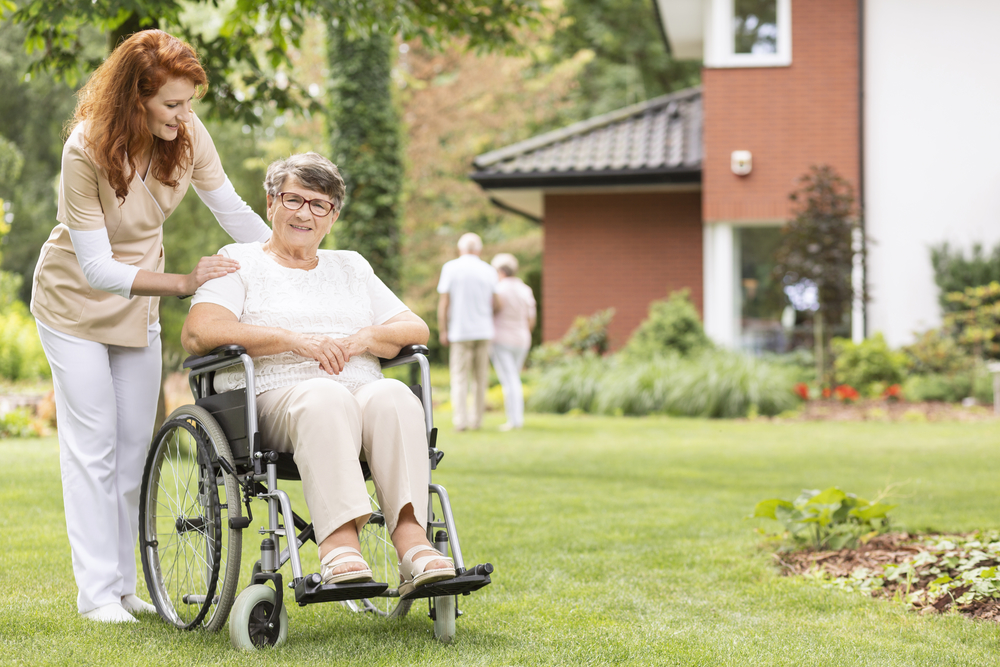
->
xmin=148 ymin=152 xmax=489 ymax=647
xmin=182 ymin=151 xmax=454 ymax=594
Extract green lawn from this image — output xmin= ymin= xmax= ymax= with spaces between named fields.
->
xmin=3 ymin=413 xmax=1000 ymax=665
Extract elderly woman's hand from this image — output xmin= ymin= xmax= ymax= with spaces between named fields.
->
xmin=291 ymin=332 xmax=373 ymax=375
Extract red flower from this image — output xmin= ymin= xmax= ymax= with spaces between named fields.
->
xmin=794 ymin=383 xmax=810 ymax=400
xmin=822 ymin=387 xmax=832 ymax=399
xmin=834 ymin=385 xmax=859 ymax=402
xmin=882 ymin=384 xmax=903 ymax=401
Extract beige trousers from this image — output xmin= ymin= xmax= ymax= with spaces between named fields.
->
xmin=255 ymin=378 xmax=428 ymax=545
xmin=449 ymin=339 xmax=490 ymax=430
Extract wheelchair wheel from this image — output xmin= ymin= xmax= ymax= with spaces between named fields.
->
xmin=230 ymin=584 xmax=288 ymax=649
xmin=352 ymin=479 xmax=412 ymax=619
xmin=140 ymin=405 xmax=243 ymax=631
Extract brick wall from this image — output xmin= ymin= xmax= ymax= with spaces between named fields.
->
xmin=703 ymin=0 xmax=859 ymax=223
xmin=542 ymin=191 xmax=703 ymax=348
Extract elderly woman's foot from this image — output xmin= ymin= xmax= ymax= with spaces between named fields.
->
xmin=320 ymin=546 xmax=374 ymax=585
xmin=398 ymin=545 xmax=456 ymax=596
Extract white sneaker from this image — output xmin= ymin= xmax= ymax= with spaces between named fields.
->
xmin=121 ymin=594 xmax=157 ymax=615
xmin=81 ymin=603 xmax=137 ymax=624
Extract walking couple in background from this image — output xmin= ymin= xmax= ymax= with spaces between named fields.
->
xmin=437 ymin=233 xmax=536 ymax=432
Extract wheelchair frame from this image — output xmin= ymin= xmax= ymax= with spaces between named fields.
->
xmin=138 ymin=344 xmax=492 ymax=648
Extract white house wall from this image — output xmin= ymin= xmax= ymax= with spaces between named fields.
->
xmin=865 ymin=0 xmax=1000 ymax=346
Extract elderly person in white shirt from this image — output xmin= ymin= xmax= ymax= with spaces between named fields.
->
xmin=436 ymin=233 xmax=499 ymax=431
xmin=182 ymin=152 xmax=454 ymax=594
xmin=489 ymin=253 xmax=536 ymax=431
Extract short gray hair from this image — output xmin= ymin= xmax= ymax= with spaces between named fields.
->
xmin=457 ymin=232 xmax=483 ymax=254
xmin=264 ymin=153 xmax=346 ymax=211
xmin=491 ymin=253 xmax=518 ymax=276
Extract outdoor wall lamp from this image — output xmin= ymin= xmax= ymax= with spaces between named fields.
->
xmin=731 ymin=150 xmax=752 ymax=176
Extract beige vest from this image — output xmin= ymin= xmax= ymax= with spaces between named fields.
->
xmin=31 ymin=113 xmax=225 ymax=347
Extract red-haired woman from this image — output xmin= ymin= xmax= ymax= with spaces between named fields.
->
xmin=30 ymin=30 xmax=271 ymax=623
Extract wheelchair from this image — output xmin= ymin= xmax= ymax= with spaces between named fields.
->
xmin=137 ymin=344 xmax=492 ymax=648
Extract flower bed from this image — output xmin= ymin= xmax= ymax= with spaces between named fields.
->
xmin=775 ymin=532 xmax=1000 ymax=623
xmin=774 ymin=399 xmax=997 ymax=422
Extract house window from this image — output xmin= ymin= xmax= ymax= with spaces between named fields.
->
xmin=706 ymin=0 xmax=791 ymax=68
xmin=733 ymin=0 xmax=778 ymax=54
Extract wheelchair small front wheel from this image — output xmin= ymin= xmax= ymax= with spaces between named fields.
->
xmin=230 ymin=585 xmax=288 ymax=650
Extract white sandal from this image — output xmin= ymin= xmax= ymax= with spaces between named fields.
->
xmin=398 ymin=545 xmax=456 ymax=596
xmin=320 ymin=546 xmax=374 ymax=585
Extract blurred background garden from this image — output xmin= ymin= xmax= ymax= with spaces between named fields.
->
xmin=3 ymin=0 xmax=1000 ymax=435
xmin=7 ymin=1 xmax=1000 ymax=663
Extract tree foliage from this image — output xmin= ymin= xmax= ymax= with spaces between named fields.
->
xmin=772 ymin=165 xmax=862 ymax=382
xmin=544 ymin=0 xmax=701 ymax=123
xmin=773 ymin=165 xmax=861 ymax=326
xmin=3 ymin=0 xmax=545 ymax=124
xmin=326 ymin=26 xmax=402 ymax=292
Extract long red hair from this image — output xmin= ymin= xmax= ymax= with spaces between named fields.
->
xmin=69 ymin=30 xmax=208 ymax=203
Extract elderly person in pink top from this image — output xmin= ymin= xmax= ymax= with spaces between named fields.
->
xmin=489 ymin=253 xmax=537 ymax=431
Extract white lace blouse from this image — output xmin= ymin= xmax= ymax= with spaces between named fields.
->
xmin=190 ymin=242 xmax=409 ymax=394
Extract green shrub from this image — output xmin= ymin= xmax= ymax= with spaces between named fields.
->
xmin=525 ymin=355 xmax=606 ymax=413
xmin=930 ymin=241 xmax=1000 ymax=313
xmin=831 ymin=333 xmax=906 ymax=394
xmin=530 ymin=308 xmax=615 ymax=368
xmin=902 ymin=373 xmax=970 ymax=403
xmin=621 ymin=290 xmax=712 ymax=359
xmin=528 ymin=350 xmax=798 ymax=418
xmin=752 ymin=486 xmax=896 ymax=550
xmin=901 ymin=329 xmax=975 ymax=375
xmin=0 ymin=407 xmax=38 ymax=439
xmin=0 ymin=304 xmax=50 ymax=381
xmin=942 ymin=281 xmax=1000 ymax=358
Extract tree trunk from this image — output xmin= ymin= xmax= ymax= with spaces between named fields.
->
xmin=107 ymin=14 xmax=146 ymax=54
xmin=814 ymin=310 xmax=825 ymax=386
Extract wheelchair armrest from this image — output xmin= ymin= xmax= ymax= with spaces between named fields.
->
xmin=379 ymin=344 xmax=429 ymax=369
xmin=183 ymin=344 xmax=248 ymax=370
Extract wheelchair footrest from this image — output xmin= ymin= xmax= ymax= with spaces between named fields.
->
xmin=399 ymin=564 xmax=493 ymax=601
xmin=294 ymin=574 xmax=389 ymax=605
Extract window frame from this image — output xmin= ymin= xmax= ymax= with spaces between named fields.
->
xmin=705 ymin=0 xmax=792 ymax=68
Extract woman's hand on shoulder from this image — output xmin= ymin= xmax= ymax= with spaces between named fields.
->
xmin=183 ymin=254 xmax=240 ymax=295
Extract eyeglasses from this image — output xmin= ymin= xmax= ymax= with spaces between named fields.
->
xmin=276 ymin=192 xmax=336 ymax=217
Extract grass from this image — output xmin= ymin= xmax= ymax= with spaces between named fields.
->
xmin=4 ymin=413 xmax=1000 ymax=665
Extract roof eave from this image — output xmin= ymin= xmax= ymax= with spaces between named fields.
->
xmin=470 ymin=167 xmax=702 ymax=190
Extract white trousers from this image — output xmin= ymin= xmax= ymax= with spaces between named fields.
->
xmin=489 ymin=343 xmax=529 ymax=427
xmin=37 ymin=321 xmax=161 ymax=614
xmin=255 ymin=378 xmax=429 ymax=544
xmin=449 ymin=339 xmax=490 ymax=430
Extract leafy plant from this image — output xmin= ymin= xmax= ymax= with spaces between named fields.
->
xmin=530 ymin=308 xmax=615 ymax=368
xmin=621 ymin=289 xmax=713 ymax=359
xmin=943 ymin=281 xmax=1000 ymax=358
xmin=901 ymin=329 xmax=975 ymax=376
xmin=0 ymin=303 xmax=50 ymax=381
xmin=752 ymin=487 xmax=896 ymax=550
xmin=0 ymin=407 xmax=39 ymax=438
xmin=816 ymin=532 xmax=1000 ymax=616
xmin=528 ymin=349 xmax=798 ymax=418
xmin=831 ymin=333 xmax=907 ymax=395
xmin=930 ymin=241 xmax=1000 ymax=313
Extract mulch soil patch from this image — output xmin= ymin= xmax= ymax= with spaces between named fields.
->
xmin=774 ymin=533 xmax=1000 ymax=622
xmin=781 ymin=399 xmax=997 ymax=422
